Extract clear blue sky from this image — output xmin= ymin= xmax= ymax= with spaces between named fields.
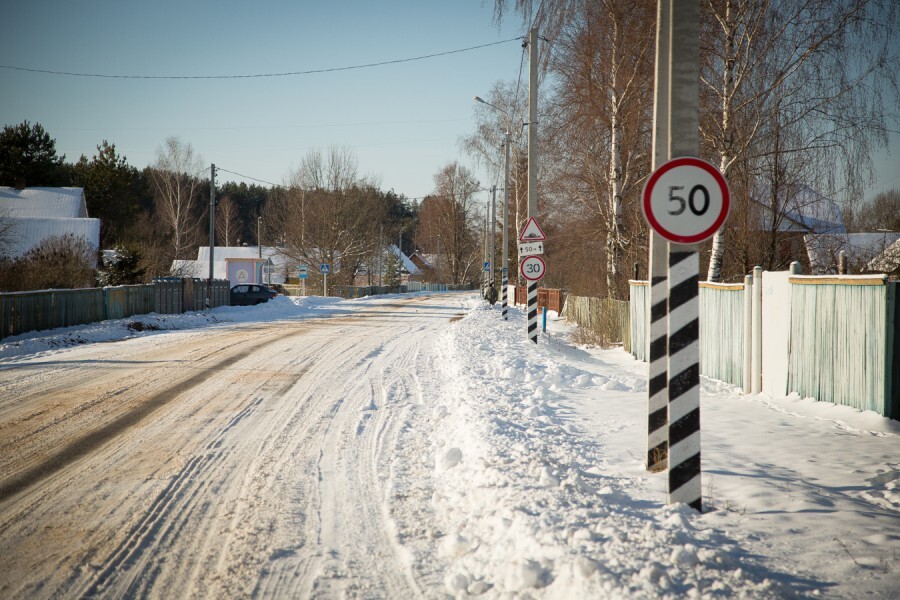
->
xmin=1 ymin=1 xmax=896 ymax=204
xmin=0 ymin=0 xmax=526 ymax=200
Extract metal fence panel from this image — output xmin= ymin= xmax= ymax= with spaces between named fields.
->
xmin=788 ymin=278 xmax=889 ymax=415
xmin=699 ymin=283 xmax=745 ymax=387
xmin=0 ymin=288 xmax=103 ymax=340
xmin=103 ymin=285 xmax=156 ymax=320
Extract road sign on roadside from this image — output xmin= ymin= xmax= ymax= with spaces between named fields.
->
xmin=520 ymin=255 xmax=546 ymax=281
xmin=642 ymin=156 xmax=730 ymax=244
xmin=484 ymin=261 xmax=490 ymax=272
xmin=518 ymin=217 xmax=546 ymax=242
xmin=320 ymin=263 xmax=331 ymax=274
xmin=298 ymin=265 xmax=309 ymax=280
xmin=518 ymin=241 xmax=544 ymax=256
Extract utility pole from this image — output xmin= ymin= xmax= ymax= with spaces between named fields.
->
xmin=490 ymin=185 xmax=496 ymax=286
xmin=483 ymin=204 xmax=489 ymax=288
xmin=207 ymin=163 xmax=216 ymax=309
xmin=666 ymin=0 xmax=702 ymax=512
xmin=379 ymin=223 xmax=384 ymax=287
xmin=526 ymin=27 xmax=539 ymax=343
xmin=647 ymin=0 xmax=671 ymax=474
xmin=502 ymin=131 xmax=511 ymax=319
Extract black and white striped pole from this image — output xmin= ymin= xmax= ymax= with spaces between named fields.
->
xmin=646 ymin=0 xmax=670 ymax=474
xmin=525 ymin=26 xmax=539 ymax=344
xmin=502 ymin=130 xmax=511 ymax=320
xmin=519 ymin=218 xmax=546 ymax=344
xmin=642 ymin=0 xmax=731 ymax=512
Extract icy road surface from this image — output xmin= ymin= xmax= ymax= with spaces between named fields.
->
xmin=1 ymin=292 xmax=898 ymax=599
xmin=0 ymin=295 xmax=459 ymax=598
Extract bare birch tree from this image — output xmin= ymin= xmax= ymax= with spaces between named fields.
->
xmin=702 ymin=0 xmax=898 ymax=281
xmin=267 ymin=146 xmax=386 ymax=286
xmin=215 ymin=196 xmax=241 ymax=247
xmin=149 ymin=137 xmax=205 ymax=262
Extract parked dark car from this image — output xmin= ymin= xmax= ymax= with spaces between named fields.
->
xmin=230 ymin=284 xmax=277 ymax=306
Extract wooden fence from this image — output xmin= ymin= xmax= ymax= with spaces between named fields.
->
xmin=1 ymin=278 xmax=230 ymax=341
xmin=562 ymin=295 xmax=631 ymax=350
xmin=513 ymin=286 xmax=565 ymax=314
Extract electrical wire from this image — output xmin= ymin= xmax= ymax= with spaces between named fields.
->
xmin=1 ymin=38 xmax=522 ymax=80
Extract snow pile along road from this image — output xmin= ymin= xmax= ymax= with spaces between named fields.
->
xmin=426 ymin=298 xmax=782 ymax=598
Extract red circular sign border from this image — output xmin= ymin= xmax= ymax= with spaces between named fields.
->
xmin=642 ymin=157 xmax=731 ymax=244
xmin=519 ymin=255 xmax=546 ymax=282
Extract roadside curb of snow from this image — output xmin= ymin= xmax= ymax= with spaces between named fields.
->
xmin=429 ymin=299 xmax=782 ymax=598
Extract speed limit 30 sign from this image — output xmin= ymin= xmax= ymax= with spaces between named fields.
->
xmin=642 ymin=157 xmax=730 ymax=244
xmin=520 ymin=255 xmax=546 ymax=282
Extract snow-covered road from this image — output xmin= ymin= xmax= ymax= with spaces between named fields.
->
xmin=0 ymin=292 xmax=897 ymax=599
xmin=0 ymin=294 xmax=462 ymax=598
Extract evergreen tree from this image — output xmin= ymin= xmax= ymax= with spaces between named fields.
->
xmin=0 ymin=121 xmax=69 ymax=187
xmin=72 ymin=141 xmax=146 ymax=246
xmin=98 ymin=245 xmax=146 ymax=286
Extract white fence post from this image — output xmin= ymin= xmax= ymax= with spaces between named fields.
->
xmin=743 ymin=274 xmax=753 ymax=393
xmin=751 ymin=266 xmax=763 ymax=394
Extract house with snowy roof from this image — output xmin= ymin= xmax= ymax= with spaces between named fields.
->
xmin=0 ymin=187 xmax=101 ymax=261
xmin=804 ymin=231 xmax=900 ymax=274
xmin=350 ymin=245 xmax=421 ymax=286
xmin=171 ymin=245 xmax=292 ymax=286
xmin=748 ymin=183 xmax=849 ymax=270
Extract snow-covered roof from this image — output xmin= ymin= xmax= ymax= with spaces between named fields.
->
xmin=387 ymin=244 xmax=420 ymax=275
xmin=804 ymin=232 xmax=900 ymax=274
xmin=4 ymin=217 xmax=100 ymax=259
xmin=754 ymin=184 xmax=845 ymax=234
xmin=867 ymin=237 xmax=900 ymax=273
xmin=414 ymin=253 xmax=437 ymax=269
xmin=0 ymin=187 xmax=89 ymax=218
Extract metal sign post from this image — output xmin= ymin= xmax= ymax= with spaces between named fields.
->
xmin=298 ymin=265 xmax=308 ymax=296
xmin=320 ymin=263 xmax=330 ymax=297
xmin=518 ymin=217 xmax=547 ymax=344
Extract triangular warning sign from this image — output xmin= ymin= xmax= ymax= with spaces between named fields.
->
xmin=518 ymin=217 xmax=546 ymax=241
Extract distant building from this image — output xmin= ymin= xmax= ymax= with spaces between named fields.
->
xmin=0 ymin=187 xmax=100 ymax=261
xmin=172 ymin=246 xmax=290 ymax=286
xmin=804 ymin=232 xmax=900 ymax=274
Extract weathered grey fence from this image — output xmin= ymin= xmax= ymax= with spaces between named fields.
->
xmin=103 ymin=284 xmax=156 ymax=320
xmin=1 ymin=278 xmax=230 ymax=341
xmin=563 ymin=295 xmax=631 ymax=350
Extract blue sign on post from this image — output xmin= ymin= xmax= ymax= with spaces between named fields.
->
xmin=483 ymin=261 xmax=490 ymax=272
xmin=320 ymin=264 xmax=331 ymax=274
xmin=298 ymin=265 xmax=309 ymax=280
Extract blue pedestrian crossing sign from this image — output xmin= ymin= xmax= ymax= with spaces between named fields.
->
xmin=320 ymin=263 xmax=331 ymax=274
xmin=483 ymin=261 xmax=490 ymax=272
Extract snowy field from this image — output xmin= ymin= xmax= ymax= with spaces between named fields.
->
xmin=0 ymin=291 xmax=897 ymax=598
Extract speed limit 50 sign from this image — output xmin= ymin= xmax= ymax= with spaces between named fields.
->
xmin=642 ymin=157 xmax=730 ymax=244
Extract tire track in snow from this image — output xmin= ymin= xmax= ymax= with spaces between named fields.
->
xmin=0 ymin=329 xmax=302 ymax=504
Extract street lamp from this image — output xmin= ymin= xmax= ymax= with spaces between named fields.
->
xmin=474 ymin=96 xmax=514 ymax=320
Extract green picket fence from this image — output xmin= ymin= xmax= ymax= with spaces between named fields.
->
xmin=627 ymin=276 xmax=899 ymax=419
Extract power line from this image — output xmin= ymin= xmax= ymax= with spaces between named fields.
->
xmin=0 ymin=38 xmax=522 ymax=80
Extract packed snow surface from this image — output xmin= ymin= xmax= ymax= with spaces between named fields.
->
xmin=0 ymin=292 xmax=897 ymax=598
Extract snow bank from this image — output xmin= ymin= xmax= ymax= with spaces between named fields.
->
xmin=430 ymin=299 xmax=780 ymax=598
xmin=0 ymin=295 xmax=343 ymax=363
